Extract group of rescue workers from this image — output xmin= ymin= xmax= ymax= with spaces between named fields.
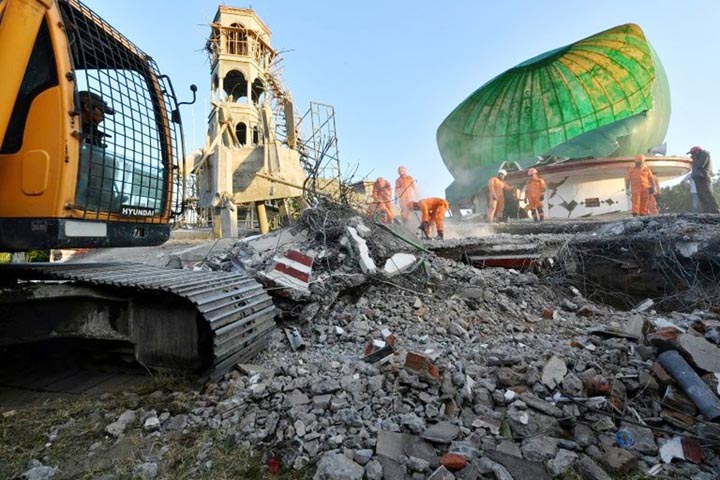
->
xmin=367 ymin=167 xmax=449 ymax=240
xmin=367 ymin=147 xmax=718 ymax=240
xmin=626 ymin=148 xmax=718 ymax=216
xmin=486 ymin=167 xmax=547 ymax=223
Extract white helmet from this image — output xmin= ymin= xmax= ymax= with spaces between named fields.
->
xmin=498 ymin=169 xmax=507 ymax=177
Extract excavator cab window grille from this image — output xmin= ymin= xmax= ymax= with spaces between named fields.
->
xmin=59 ymin=0 xmax=182 ymax=222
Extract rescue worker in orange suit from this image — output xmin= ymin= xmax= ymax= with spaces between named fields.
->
xmin=395 ymin=166 xmax=416 ymax=223
xmin=487 ymin=169 xmax=517 ymax=223
xmin=647 ymin=171 xmax=661 ymax=215
xmin=368 ymin=177 xmax=394 ymax=223
xmin=624 ymin=155 xmax=653 ymax=216
xmin=523 ymin=168 xmax=546 ymax=221
xmin=411 ymin=198 xmax=449 ymax=240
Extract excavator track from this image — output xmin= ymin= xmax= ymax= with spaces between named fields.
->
xmin=0 ymin=263 xmax=276 ymax=379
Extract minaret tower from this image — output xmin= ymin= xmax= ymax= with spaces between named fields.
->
xmin=197 ymin=6 xmax=305 ymax=237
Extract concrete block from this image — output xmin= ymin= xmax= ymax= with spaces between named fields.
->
xmin=347 ymin=226 xmax=377 ymax=274
xmin=383 ymin=253 xmax=417 ymax=277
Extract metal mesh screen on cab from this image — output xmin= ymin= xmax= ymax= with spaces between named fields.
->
xmin=59 ymin=0 xmax=181 ymax=222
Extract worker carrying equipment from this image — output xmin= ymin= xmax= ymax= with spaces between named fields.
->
xmin=411 ymin=197 xmax=449 ymax=240
xmin=625 ymin=155 xmax=653 ymax=216
xmin=368 ymin=177 xmax=394 ymax=223
xmin=487 ymin=169 xmax=515 ymax=224
xmin=395 ymin=165 xmax=416 ymax=222
xmin=523 ymin=168 xmax=546 ymax=222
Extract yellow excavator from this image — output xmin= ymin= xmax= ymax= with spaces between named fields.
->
xmin=0 ymin=0 xmax=275 ymax=377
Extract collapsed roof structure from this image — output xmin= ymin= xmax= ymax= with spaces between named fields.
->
xmin=437 ymin=24 xmax=681 ymax=215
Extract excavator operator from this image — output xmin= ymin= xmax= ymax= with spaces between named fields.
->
xmin=411 ymin=197 xmax=449 ymax=240
xmin=79 ymin=91 xmax=114 ymax=147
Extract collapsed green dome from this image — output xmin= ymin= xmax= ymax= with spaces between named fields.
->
xmin=437 ymin=23 xmax=671 ymax=205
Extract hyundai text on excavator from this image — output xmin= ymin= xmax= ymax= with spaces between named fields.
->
xmin=0 ymin=0 xmax=275 ymax=377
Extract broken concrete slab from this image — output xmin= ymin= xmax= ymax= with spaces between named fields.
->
xmin=577 ymin=454 xmax=612 ymax=480
xmin=601 ymin=446 xmax=637 ymax=473
xmin=382 ymin=253 xmax=417 ymax=277
xmin=547 ymin=449 xmax=578 ymax=477
xmin=677 ymin=333 xmax=720 ymax=373
xmin=314 ymin=452 xmax=365 ymax=480
xmin=422 ymin=421 xmax=460 ymax=444
xmin=403 ymin=435 xmax=439 ymax=469
xmin=541 ymin=355 xmax=567 ymax=390
xmin=376 ymin=431 xmax=405 ymax=462
xmin=518 ymin=393 xmax=563 ymax=418
xmin=486 ymin=449 xmax=550 ymax=480
xmin=520 ymin=435 xmax=559 ymax=462
xmin=346 ymin=226 xmax=377 ymax=274
xmin=167 ymin=237 xmax=236 ymax=269
xmin=427 ymin=465 xmax=454 ymax=480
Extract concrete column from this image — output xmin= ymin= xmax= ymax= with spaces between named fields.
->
xmin=220 ymin=206 xmax=237 ymax=238
xmin=256 ymin=201 xmax=269 ymax=234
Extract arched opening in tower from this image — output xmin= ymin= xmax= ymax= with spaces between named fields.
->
xmin=236 ymin=122 xmax=247 ymax=145
xmin=224 ymin=70 xmax=248 ymax=103
xmin=252 ymin=78 xmax=265 ymax=105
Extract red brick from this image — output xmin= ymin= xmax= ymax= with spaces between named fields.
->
xmin=681 ymin=438 xmax=704 ymax=464
xmin=404 ymin=352 xmax=441 ymax=381
xmin=440 ymin=453 xmax=467 ymax=470
xmin=543 ymin=307 xmax=554 ymax=319
xmin=651 ymin=362 xmax=674 ymax=386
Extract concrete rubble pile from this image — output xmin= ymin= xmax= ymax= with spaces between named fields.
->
xmin=168 ymin=206 xmax=720 ymax=479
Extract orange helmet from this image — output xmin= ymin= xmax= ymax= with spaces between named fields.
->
xmin=527 ymin=168 xmax=538 ymax=176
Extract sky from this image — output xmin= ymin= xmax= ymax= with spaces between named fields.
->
xmin=89 ymin=0 xmax=720 ymax=198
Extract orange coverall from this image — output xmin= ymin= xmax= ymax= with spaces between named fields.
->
xmin=417 ymin=197 xmax=449 ymax=237
xmin=395 ymin=174 xmax=416 ymax=221
xmin=647 ymin=173 xmax=661 ymax=215
xmin=625 ymin=166 xmax=653 ymax=215
xmin=525 ymin=177 xmax=546 ymax=210
xmin=368 ymin=179 xmax=394 ymax=223
xmin=487 ymin=176 xmax=513 ymax=223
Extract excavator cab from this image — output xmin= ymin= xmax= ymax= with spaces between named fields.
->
xmin=0 ymin=0 xmax=182 ymax=251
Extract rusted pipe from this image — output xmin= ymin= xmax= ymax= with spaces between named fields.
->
xmin=658 ymin=350 xmax=720 ymax=421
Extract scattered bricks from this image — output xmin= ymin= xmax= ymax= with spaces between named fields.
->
xmin=404 ymin=352 xmax=441 ymax=381
xmin=660 ymin=409 xmax=696 ymax=430
xmin=681 ymin=438 xmax=704 ymax=464
xmin=647 ymin=327 xmax=682 ymax=348
xmin=661 ymin=385 xmax=698 ymax=416
xmin=590 ymin=375 xmax=611 ymax=395
xmin=439 ymin=453 xmax=466 ymax=471
xmin=659 ymin=437 xmax=703 ymax=464
xmin=652 ymin=362 xmax=674 ymax=386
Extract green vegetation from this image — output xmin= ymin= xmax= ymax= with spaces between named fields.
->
xmin=0 ymin=375 xmax=310 ymax=479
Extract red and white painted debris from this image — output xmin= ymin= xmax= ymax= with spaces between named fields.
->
xmin=263 ymin=249 xmax=314 ymax=292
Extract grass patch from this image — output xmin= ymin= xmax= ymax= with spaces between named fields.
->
xmin=0 ymin=374 xmax=312 ymax=479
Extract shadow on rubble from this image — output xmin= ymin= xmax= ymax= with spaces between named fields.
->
xmin=551 ymin=215 xmax=720 ymax=312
